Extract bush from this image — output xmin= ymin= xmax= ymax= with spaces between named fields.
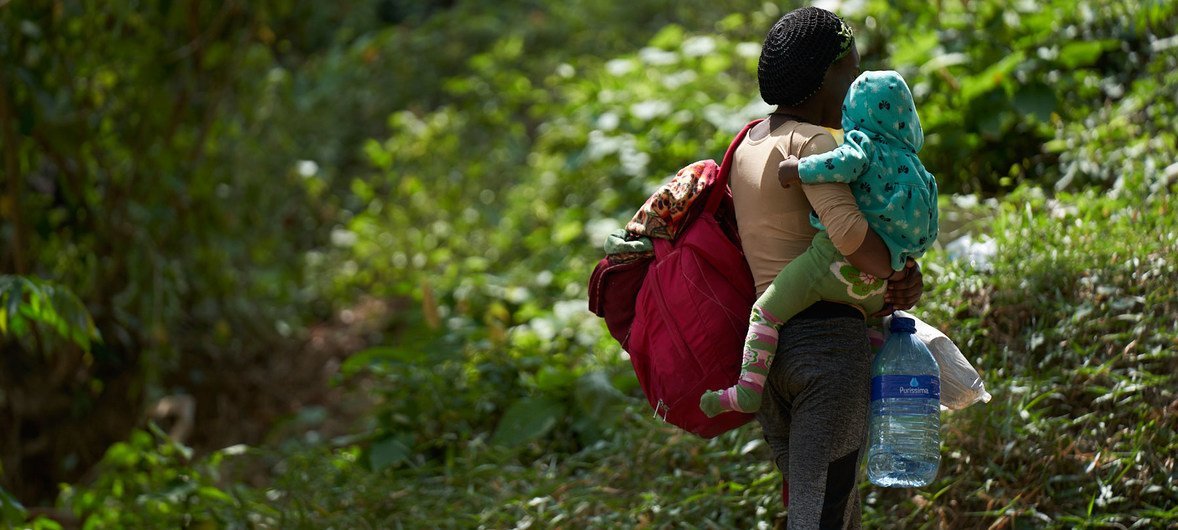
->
xmin=854 ymin=0 xmax=1178 ymax=192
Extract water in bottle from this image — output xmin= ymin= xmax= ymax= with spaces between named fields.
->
xmin=867 ymin=316 xmax=941 ymax=487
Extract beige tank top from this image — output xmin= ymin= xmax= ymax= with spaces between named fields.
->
xmin=731 ymin=120 xmax=868 ymax=296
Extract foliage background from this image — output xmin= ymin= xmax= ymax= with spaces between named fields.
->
xmin=0 ymin=0 xmax=1175 ymax=528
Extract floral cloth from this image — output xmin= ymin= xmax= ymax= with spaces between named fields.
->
xmin=626 ymin=160 xmax=716 ymax=240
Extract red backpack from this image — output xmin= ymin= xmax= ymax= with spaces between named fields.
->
xmin=588 ymin=120 xmax=760 ymax=437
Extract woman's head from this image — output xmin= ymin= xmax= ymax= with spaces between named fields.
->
xmin=758 ymin=7 xmax=859 ymax=127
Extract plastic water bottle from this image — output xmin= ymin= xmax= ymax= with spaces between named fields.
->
xmin=867 ymin=316 xmax=941 ymax=487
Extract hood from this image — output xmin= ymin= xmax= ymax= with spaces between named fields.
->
xmin=840 ymin=70 xmax=924 ymax=152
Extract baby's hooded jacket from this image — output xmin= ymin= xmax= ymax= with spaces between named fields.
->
xmin=798 ymin=70 xmax=939 ymax=271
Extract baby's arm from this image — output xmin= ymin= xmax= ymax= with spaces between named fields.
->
xmin=797 ymin=131 xmax=874 ymax=184
xmin=778 ymin=156 xmax=801 ymax=188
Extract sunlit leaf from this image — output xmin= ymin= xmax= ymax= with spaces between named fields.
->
xmin=0 ymin=276 xmax=98 ymax=352
xmin=960 ymin=51 xmax=1025 ymax=103
xmin=1058 ymin=40 xmax=1115 ymax=69
xmin=196 ymin=486 xmax=233 ymax=504
xmin=648 ymin=24 xmax=686 ymax=50
xmin=892 ymin=31 xmax=939 ymax=67
xmin=919 ymin=52 xmax=969 ymax=75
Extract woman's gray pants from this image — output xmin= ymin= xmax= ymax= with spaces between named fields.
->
xmin=756 ymin=315 xmax=872 ymax=530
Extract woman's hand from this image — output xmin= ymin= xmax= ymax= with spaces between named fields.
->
xmin=871 ymin=258 xmax=924 ymax=317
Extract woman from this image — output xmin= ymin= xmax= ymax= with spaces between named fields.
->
xmin=730 ymin=7 xmax=924 ymax=529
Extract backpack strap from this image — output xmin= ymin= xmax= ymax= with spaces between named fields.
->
xmin=705 ymin=119 xmax=764 ymax=214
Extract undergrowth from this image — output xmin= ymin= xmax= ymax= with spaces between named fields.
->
xmin=32 ymin=182 xmax=1176 ymax=530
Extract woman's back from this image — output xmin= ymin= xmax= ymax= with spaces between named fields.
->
xmin=732 ymin=119 xmax=865 ymax=296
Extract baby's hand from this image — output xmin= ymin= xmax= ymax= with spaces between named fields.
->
xmin=778 ymin=156 xmax=801 ymax=188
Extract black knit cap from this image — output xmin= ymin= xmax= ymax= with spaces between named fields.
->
xmin=758 ymin=7 xmax=855 ymax=107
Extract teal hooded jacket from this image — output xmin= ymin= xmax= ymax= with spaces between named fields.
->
xmin=798 ymin=70 xmax=939 ymax=271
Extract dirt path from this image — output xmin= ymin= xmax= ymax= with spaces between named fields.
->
xmin=161 ymin=297 xmax=401 ymax=456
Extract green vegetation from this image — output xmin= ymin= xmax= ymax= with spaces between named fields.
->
xmin=1 ymin=0 xmax=1175 ymax=528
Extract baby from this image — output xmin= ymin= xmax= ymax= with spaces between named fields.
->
xmin=701 ymin=70 xmax=939 ymax=417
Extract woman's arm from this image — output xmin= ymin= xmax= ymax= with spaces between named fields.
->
xmin=792 ymin=131 xmax=925 ymax=305
xmin=844 ymin=227 xmax=896 ymax=279
xmin=801 ymin=182 xmax=893 ymax=278
xmin=806 ymin=185 xmax=925 ymax=314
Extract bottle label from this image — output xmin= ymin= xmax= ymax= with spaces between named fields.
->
xmin=871 ymin=375 xmax=940 ymax=401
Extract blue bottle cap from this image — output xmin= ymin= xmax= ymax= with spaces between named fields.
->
xmin=889 ymin=316 xmax=916 ymax=333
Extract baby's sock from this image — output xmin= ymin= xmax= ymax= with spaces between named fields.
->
xmin=699 ymin=307 xmax=781 ymax=417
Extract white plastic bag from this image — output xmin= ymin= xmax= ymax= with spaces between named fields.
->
xmin=882 ymin=311 xmax=992 ymax=410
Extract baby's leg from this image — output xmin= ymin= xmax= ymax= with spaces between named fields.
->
xmin=700 ymin=247 xmax=827 ymax=417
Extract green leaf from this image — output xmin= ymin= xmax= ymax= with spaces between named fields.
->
xmin=573 ymin=371 xmax=626 ymax=422
xmin=0 ymin=484 xmax=27 ymax=525
xmin=4 ymin=279 xmax=24 ymax=332
xmin=341 ymin=345 xmax=426 ymax=375
xmin=960 ymin=51 xmax=1025 ymax=104
xmin=571 ymin=371 xmax=629 ymax=443
xmin=201 ymin=42 xmax=231 ymax=70
xmin=1013 ymin=83 xmax=1056 ymax=122
xmin=892 ymin=31 xmax=940 ymax=67
xmin=340 ymin=326 xmax=445 ymax=375
xmin=490 ymin=396 xmax=564 ymax=448
xmin=553 ymin=219 xmax=583 ymax=245
xmin=1058 ymin=40 xmax=1114 ymax=69
xmin=369 ymin=435 xmax=412 ymax=471
xmin=534 ymin=365 xmax=578 ymax=393
xmin=975 ymin=91 xmax=1013 ymax=138
xmin=29 ymin=516 xmax=65 ymax=530
xmin=196 ymin=486 xmax=233 ymax=504
xmin=919 ymin=52 xmax=969 ymax=75
xmin=648 ymin=24 xmax=685 ymax=49
xmin=0 ymin=276 xmax=98 ymax=351
xmin=105 ymin=441 xmax=140 ymax=468
xmin=363 ymin=138 xmax=392 ymax=170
